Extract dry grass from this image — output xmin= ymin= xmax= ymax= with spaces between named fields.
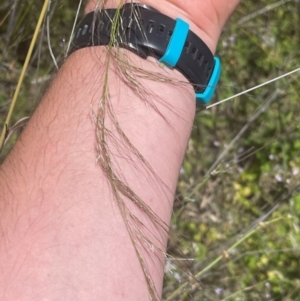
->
xmin=1 ymin=0 xmax=300 ymax=300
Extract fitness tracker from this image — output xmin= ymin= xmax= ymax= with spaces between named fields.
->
xmin=70 ymin=3 xmax=221 ymax=104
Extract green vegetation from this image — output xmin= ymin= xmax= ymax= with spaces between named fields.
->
xmin=1 ymin=0 xmax=300 ymax=300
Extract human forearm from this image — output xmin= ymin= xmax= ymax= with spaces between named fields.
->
xmin=0 ymin=0 xmax=240 ymax=300
xmin=0 ymin=40 xmax=195 ymax=301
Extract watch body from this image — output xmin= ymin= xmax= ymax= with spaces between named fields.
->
xmin=70 ymin=3 xmax=221 ymax=104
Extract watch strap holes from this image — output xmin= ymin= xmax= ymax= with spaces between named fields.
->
xmin=76 ymin=28 xmax=82 ymax=38
xmin=203 ymin=60 xmax=208 ymax=73
xmin=146 ymin=21 xmax=155 ymax=33
xmin=98 ymin=20 xmax=104 ymax=31
xmin=122 ymin=17 xmax=136 ymax=29
xmin=134 ymin=18 xmax=144 ymax=28
xmin=157 ymin=24 xmax=165 ymax=37
xmin=184 ymin=41 xmax=191 ymax=54
xmin=197 ymin=54 xmax=204 ymax=66
xmin=207 ymin=67 xmax=212 ymax=79
xmin=166 ymin=30 xmax=173 ymax=41
xmin=95 ymin=21 xmax=104 ymax=32
xmin=122 ymin=16 xmax=128 ymax=27
xmin=191 ymin=47 xmax=198 ymax=60
xmin=82 ymin=25 xmax=88 ymax=35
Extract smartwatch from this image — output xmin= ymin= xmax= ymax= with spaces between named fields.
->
xmin=70 ymin=3 xmax=221 ymax=104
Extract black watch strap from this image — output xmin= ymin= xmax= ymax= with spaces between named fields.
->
xmin=70 ymin=3 xmax=220 ymax=104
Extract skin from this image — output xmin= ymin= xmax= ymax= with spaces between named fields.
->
xmin=0 ymin=0 xmax=240 ymax=300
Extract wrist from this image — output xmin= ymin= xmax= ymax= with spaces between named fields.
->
xmin=84 ymin=1 xmax=221 ymax=53
xmin=77 ymin=2 xmax=222 ymax=104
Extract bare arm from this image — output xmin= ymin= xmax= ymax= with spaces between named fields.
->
xmin=0 ymin=1 xmax=240 ymax=300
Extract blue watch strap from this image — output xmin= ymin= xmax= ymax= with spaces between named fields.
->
xmin=196 ymin=57 xmax=221 ymax=105
xmin=159 ymin=18 xmax=189 ymax=68
xmin=158 ymin=18 xmax=221 ymax=104
xmin=71 ymin=6 xmax=221 ymax=104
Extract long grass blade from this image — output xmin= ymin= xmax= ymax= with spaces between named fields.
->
xmin=0 ymin=0 xmax=51 ymax=152
xmin=207 ymin=66 xmax=300 ymax=109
